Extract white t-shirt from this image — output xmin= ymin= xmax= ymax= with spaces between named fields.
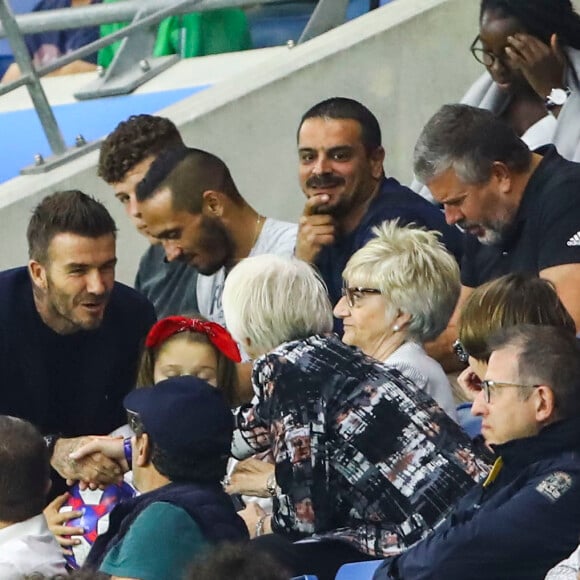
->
xmin=0 ymin=514 xmax=67 ymax=579
xmin=197 ymin=218 xmax=298 ymax=329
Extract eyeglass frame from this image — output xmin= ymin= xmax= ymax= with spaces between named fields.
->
xmin=453 ymin=339 xmax=469 ymax=364
xmin=480 ymin=380 xmax=540 ymax=404
xmin=470 ymin=35 xmax=510 ymax=68
xmin=126 ymin=409 xmax=145 ymax=435
xmin=341 ymin=284 xmax=382 ymax=308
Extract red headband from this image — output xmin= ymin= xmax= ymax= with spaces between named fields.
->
xmin=145 ymin=316 xmax=241 ymax=363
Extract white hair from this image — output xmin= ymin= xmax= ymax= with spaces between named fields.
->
xmin=343 ymin=221 xmax=460 ymax=342
xmin=222 ymin=254 xmax=333 ymax=356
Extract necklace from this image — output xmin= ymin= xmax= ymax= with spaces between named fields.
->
xmin=252 ymin=214 xmax=264 ymax=249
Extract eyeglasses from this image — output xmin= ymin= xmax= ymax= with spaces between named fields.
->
xmin=470 ymin=36 xmax=508 ymax=68
xmin=480 ymin=380 xmax=540 ymax=404
xmin=453 ymin=339 xmax=469 ymax=364
xmin=126 ymin=409 xmax=144 ymax=435
xmin=341 ymin=284 xmax=382 ymax=308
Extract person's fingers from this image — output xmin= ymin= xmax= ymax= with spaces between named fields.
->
xmin=45 ymin=492 xmax=70 ymax=513
xmin=68 ymin=437 xmax=114 ymax=461
xmin=48 ymin=510 xmax=83 ymax=527
xmin=302 ymin=194 xmax=330 ymax=216
xmin=51 ymin=524 xmax=85 ymax=541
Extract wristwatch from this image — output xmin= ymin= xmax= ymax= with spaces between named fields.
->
xmin=43 ymin=433 xmax=61 ymax=456
xmin=545 ymin=87 xmax=571 ymax=110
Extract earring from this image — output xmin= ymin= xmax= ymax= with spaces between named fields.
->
xmin=393 ymin=325 xmax=400 ymax=332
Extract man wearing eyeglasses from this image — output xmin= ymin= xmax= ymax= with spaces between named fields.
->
xmin=373 ymin=324 xmax=580 ymax=580
xmin=414 ymin=103 xmax=580 ymax=372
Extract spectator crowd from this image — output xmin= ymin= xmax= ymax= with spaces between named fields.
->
xmin=2 ymin=1 xmax=580 ymax=580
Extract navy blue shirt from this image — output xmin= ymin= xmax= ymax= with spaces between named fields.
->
xmin=374 ymin=419 xmax=580 ymax=580
xmin=0 ymin=267 xmax=155 ymax=436
xmin=315 ymin=177 xmax=463 ymax=331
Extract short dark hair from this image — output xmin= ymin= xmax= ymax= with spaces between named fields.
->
xmin=459 ymin=273 xmax=576 ymax=362
xmin=98 ymin=114 xmax=184 ymax=184
xmin=0 ymin=416 xmax=49 ymax=523
xmin=298 ymin=97 xmax=382 ymax=153
xmin=414 ymin=104 xmax=531 ymax=185
xmin=136 ymin=147 xmax=243 ymax=213
xmin=131 ymin=415 xmax=227 ymax=483
xmin=187 ymin=542 xmax=291 ymax=580
xmin=480 ymin=0 xmax=580 ymax=49
xmin=487 ymin=325 xmax=580 ymax=420
xmin=27 ymin=190 xmax=117 ymax=263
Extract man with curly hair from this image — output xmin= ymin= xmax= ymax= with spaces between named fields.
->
xmin=98 ymin=114 xmax=199 ymax=317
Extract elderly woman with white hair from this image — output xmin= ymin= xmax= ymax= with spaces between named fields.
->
xmin=222 ymin=254 xmax=488 ymax=580
xmin=334 ymin=221 xmax=459 ymax=419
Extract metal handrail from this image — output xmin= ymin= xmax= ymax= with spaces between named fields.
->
xmin=0 ymin=0 xmax=344 ymax=170
xmin=0 ymin=0 xmax=312 ymax=37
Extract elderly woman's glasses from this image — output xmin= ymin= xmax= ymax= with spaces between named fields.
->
xmin=470 ymin=36 xmax=507 ymax=68
xmin=341 ymin=285 xmax=382 ymax=308
xmin=480 ymin=380 xmax=540 ymax=404
xmin=453 ymin=339 xmax=469 ymax=364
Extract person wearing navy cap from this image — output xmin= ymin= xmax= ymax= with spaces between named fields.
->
xmin=84 ymin=376 xmax=248 ymax=580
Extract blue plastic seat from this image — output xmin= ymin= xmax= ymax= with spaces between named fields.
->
xmin=335 ymin=560 xmax=383 ymax=579
xmin=456 ymin=402 xmax=483 ymax=438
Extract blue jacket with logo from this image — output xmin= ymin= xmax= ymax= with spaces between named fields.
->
xmin=373 ymin=418 xmax=580 ymax=580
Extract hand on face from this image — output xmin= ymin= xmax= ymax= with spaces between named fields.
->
xmin=504 ymin=33 xmax=566 ymax=99
xmin=295 ymin=194 xmax=336 ymax=264
xmin=457 ymin=365 xmax=483 ymax=402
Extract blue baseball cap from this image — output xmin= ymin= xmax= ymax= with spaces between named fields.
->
xmin=123 ymin=376 xmax=234 ymax=458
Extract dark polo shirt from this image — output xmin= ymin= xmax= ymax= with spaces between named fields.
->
xmin=461 ymin=146 xmax=580 ymax=288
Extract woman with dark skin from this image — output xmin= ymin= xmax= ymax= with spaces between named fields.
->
xmin=467 ymin=0 xmax=580 ymax=157
xmin=412 ymin=0 xmax=580 ymax=201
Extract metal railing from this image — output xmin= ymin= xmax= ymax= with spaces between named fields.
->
xmin=0 ymin=0 xmax=350 ymax=173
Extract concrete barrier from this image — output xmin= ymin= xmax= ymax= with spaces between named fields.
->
xmin=0 ymin=0 xmax=482 ymax=284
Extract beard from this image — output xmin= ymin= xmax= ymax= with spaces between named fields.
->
xmin=44 ymin=277 xmax=110 ymax=333
xmin=184 ymin=215 xmax=236 ymax=275
xmin=458 ymin=212 xmax=515 ymax=247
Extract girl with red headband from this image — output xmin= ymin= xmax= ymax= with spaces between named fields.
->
xmin=137 ymin=315 xmax=242 ymax=406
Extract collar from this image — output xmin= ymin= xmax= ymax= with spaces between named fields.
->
xmin=491 ymin=417 xmax=580 ymax=470
xmin=497 ymin=145 xmax=559 ymax=252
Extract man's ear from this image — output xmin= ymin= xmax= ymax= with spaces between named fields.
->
xmin=202 ymin=190 xmax=225 ymax=217
xmin=28 ymin=260 xmax=47 ymax=291
xmin=535 ymin=385 xmax=557 ymax=423
xmin=135 ymin=433 xmax=152 ymax=468
xmin=491 ymin=161 xmax=512 ymax=196
xmin=369 ymin=146 xmax=386 ymax=180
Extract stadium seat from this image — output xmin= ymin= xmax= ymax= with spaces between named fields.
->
xmin=335 ymin=560 xmax=383 ymax=579
xmin=456 ymin=402 xmax=483 ymax=438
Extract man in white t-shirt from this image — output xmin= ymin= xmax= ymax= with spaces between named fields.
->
xmin=136 ymin=147 xmax=297 ymax=329
xmin=0 ymin=416 xmax=66 ymax=579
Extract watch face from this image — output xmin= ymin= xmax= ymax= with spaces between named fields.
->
xmin=549 ymin=88 xmax=569 ymax=106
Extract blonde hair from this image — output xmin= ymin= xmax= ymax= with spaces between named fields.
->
xmin=222 ymin=255 xmax=333 ymax=356
xmin=459 ymin=273 xmax=576 ymax=362
xmin=343 ymin=221 xmax=460 ymax=342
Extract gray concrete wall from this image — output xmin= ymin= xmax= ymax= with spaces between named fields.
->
xmin=0 ymin=0 xmax=482 ymax=284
